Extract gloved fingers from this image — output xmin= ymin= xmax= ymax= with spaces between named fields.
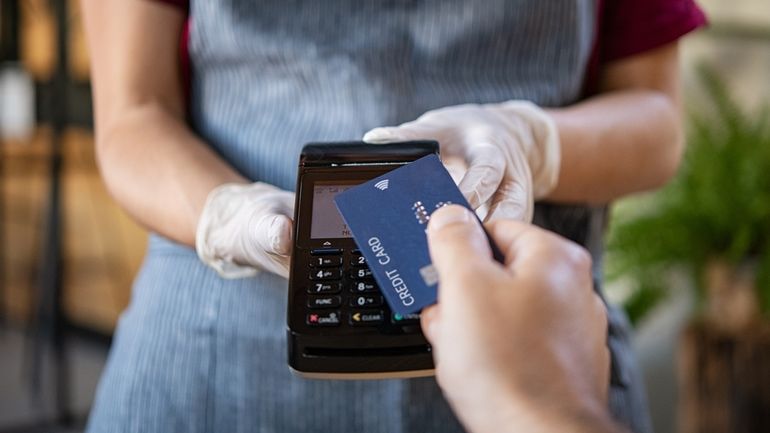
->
xmin=196 ymin=182 xmax=298 ymax=279
xmin=271 ymin=190 xmax=296 ymax=217
xmin=242 ymin=211 xmax=294 ymax=270
xmin=247 ymin=216 xmax=292 ymax=279
xmin=263 ymin=254 xmax=291 ymax=280
xmin=263 ymin=214 xmax=294 ymax=256
xmin=363 ymin=120 xmax=439 ymax=143
xmin=456 ymin=144 xmax=506 ymax=210
xmin=365 ymin=128 xmax=469 ymax=161
xmin=483 ymin=145 xmax=535 ymax=222
xmin=495 ymin=100 xmax=562 ymax=199
xmin=484 ymin=176 xmax=533 ymax=222
xmin=443 ymin=156 xmax=468 ymax=185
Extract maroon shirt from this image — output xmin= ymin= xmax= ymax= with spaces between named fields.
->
xmin=153 ymin=0 xmax=707 ymax=96
xmin=601 ymin=0 xmax=706 ymax=61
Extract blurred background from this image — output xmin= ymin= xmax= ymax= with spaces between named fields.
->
xmin=0 ymin=1 xmax=768 ymax=432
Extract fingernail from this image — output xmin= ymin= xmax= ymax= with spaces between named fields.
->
xmin=428 ymin=205 xmax=473 ymax=232
xmin=425 ymin=320 xmax=439 ymax=342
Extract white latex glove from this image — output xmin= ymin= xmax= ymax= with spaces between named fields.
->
xmin=196 ymin=183 xmax=295 ymax=279
xmin=364 ymin=101 xmax=560 ymax=222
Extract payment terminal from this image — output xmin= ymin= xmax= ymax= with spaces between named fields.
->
xmin=287 ymin=141 xmax=438 ymax=379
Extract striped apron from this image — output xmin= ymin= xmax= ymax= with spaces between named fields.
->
xmin=87 ymin=1 xmax=653 ymax=432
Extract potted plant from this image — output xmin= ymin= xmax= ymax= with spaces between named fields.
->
xmin=606 ymin=66 xmax=770 ymax=433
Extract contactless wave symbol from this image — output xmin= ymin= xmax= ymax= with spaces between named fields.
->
xmin=374 ymin=179 xmax=390 ymax=191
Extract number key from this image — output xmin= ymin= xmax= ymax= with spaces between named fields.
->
xmin=310 ymin=268 xmax=342 ymax=281
xmin=350 ymin=294 xmax=383 ymax=308
xmin=351 ymin=281 xmax=377 ymax=293
xmin=310 ymin=256 xmax=342 ymax=268
xmin=306 ymin=282 xmax=342 ymax=294
xmin=350 ymin=268 xmax=373 ymax=279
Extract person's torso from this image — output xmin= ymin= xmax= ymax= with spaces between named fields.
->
xmin=189 ymin=0 xmax=597 ymax=190
xmin=124 ymin=4 xmax=650 ymax=432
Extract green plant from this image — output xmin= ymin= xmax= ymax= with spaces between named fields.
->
xmin=606 ymin=66 xmax=770 ymax=325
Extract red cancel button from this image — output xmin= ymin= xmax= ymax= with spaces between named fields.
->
xmin=306 ymin=311 xmax=341 ymax=326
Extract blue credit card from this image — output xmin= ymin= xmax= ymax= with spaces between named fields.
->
xmin=334 ymin=154 xmax=501 ymax=315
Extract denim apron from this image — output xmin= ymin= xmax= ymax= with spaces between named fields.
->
xmin=87 ymin=1 xmax=652 ymax=432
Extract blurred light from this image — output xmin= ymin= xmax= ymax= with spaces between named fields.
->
xmin=0 ymin=63 xmax=35 ymax=140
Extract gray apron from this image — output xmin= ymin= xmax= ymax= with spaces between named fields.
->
xmin=87 ymin=1 xmax=652 ymax=432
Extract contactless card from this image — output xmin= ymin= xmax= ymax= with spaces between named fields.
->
xmin=334 ymin=154 xmax=500 ymax=315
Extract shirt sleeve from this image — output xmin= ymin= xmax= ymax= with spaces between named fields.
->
xmin=144 ymin=0 xmax=190 ymax=104
xmin=601 ymin=0 xmax=708 ymax=63
xmin=151 ymin=0 xmax=189 ymax=10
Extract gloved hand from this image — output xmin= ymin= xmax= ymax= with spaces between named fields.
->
xmin=363 ymin=101 xmax=560 ymax=222
xmin=196 ymin=182 xmax=295 ymax=279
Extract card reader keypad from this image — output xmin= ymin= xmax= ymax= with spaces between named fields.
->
xmin=304 ymin=247 xmax=403 ymax=328
xmin=310 ymin=268 xmax=342 ymax=281
xmin=310 ymin=256 xmax=343 ymax=267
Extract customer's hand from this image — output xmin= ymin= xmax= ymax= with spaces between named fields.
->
xmin=196 ymin=182 xmax=294 ymax=279
xmin=364 ymin=101 xmax=560 ymax=222
xmin=422 ymin=205 xmax=617 ymax=433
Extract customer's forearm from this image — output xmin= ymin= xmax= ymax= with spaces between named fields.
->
xmin=473 ymin=396 xmax=626 ymax=433
xmin=97 ymin=103 xmax=246 ymax=246
xmin=545 ymin=89 xmax=683 ymax=204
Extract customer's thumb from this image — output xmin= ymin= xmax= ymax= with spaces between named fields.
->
xmin=427 ymin=205 xmax=491 ymax=284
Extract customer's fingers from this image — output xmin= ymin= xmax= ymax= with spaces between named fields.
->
xmin=479 ymin=219 xmax=535 ymax=268
xmin=426 ymin=206 xmax=497 ymax=293
xmin=419 ymin=305 xmax=440 ymax=344
xmin=484 ymin=219 xmax=591 ymax=285
xmin=592 ymin=294 xmax=611 ymax=404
